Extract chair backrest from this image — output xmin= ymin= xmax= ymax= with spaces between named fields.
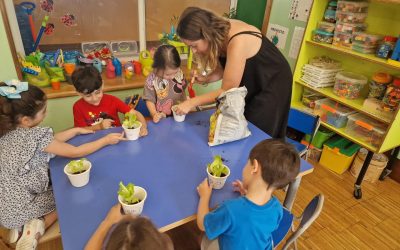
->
xmin=287 ymin=108 xmax=320 ymax=144
xmin=282 ymin=194 xmax=325 ymax=250
xmin=272 ymin=208 xmax=294 ymax=248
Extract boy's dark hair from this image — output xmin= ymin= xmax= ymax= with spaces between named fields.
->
xmin=104 ymin=216 xmax=173 ymax=250
xmin=152 ymin=45 xmax=181 ymax=70
xmin=72 ymin=65 xmax=102 ymax=94
xmin=0 ymin=82 xmax=47 ymax=137
xmin=249 ymin=139 xmax=300 ymax=190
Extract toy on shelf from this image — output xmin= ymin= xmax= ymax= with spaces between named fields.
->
xmin=111 ymin=41 xmax=138 ymax=59
xmin=139 ymin=50 xmax=153 ymax=77
xmin=388 ymin=36 xmax=400 ymax=67
xmin=382 ymin=78 xmax=400 ymax=112
xmin=92 ymin=58 xmax=102 ymax=73
xmin=133 ymin=61 xmax=142 ymax=75
xmin=124 ymin=62 xmax=134 ymax=80
xmin=106 ymin=59 xmax=116 ymax=79
xmin=81 ymin=41 xmax=112 ymax=60
xmin=112 ymin=57 xmax=122 ymax=76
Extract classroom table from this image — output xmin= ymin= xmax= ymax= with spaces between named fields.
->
xmin=49 ymin=110 xmax=313 ymax=250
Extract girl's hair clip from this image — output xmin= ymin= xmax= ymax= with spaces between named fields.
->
xmin=0 ymin=80 xmax=29 ymax=99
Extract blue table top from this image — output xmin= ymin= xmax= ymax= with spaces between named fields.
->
xmin=50 ymin=110 xmax=313 ymax=250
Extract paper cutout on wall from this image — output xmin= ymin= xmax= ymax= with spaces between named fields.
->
xmin=40 ymin=0 xmax=54 ymax=13
xmin=289 ymin=26 xmax=305 ymax=59
xmin=266 ymin=23 xmax=289 ymax=50
xmin=61 ymin=14 xmax=77 ymax=27
xmin=289 ymin=0 xmax=313 ymax=22
xmin=45 ymin=23 xmax=55 ymax=35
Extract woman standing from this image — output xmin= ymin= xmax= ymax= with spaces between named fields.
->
xmin=175 ymin=7 xmax=292 ymax=139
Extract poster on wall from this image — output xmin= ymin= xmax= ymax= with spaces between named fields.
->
xmin=289 ymin=0 xmax=313 ymax=22
xmin=288 ymin=26 xmax=305 ymax=59
xmin=266 ymin=23 xmax=289 ymax=50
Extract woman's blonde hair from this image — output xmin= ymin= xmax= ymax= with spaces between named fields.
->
xmin=177 ymin=7 xmax=230 ymax=71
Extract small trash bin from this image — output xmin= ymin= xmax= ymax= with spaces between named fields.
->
xmin=350 ymin=148 xmax=388 ymax=183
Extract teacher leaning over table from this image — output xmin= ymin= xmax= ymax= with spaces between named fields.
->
xmin=174 ymin=7 xmax=293 ymax=139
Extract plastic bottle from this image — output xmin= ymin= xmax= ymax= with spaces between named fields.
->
xmin=376 ymin=36 xmax=398 ymax=59
xmin=382 ymin=78 xmax=400 ymax=112
xmin=112 ymin=58 xmax=122 ymax=76
xmin=106 ymin=59 xmax=116 ymax=79
xmin=368 ymin=72 xmax=392 ymax=99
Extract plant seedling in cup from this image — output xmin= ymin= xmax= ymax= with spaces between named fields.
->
xmin=122 ymin=113 xmax=142 ymax=140
xmin=64 ymin=158 xmax=92 ymax=187
xmin=207 ymin=155 xmax=230 ymax=189
xmin=118 ymin=181 xmax=147 ymax=215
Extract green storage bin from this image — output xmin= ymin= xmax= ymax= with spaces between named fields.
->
xmin=304 ymin=127 xmax=335 ymax=149
xmin=324 ymin=136 xmax=360 ymax=157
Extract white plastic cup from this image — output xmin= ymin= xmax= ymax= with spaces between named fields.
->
xmin=118 ymin=186 xmax=147 ymax=215
xmin=122 ymin=122 xmax=142 ymax=140
xmin=64 ymin=161 xmax=92 ymax=187
xmin=206 ymin=165 xmax=230 ymax=189
xmin=172 ymin=105 xmax=186 ymax=122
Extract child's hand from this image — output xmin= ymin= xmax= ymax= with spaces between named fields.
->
xmin=140 ymin=126 xmax=148 ymax=137
xmin=232 ymin=180 xmax=247 ymax=195
xmin=103 ymin=204 xmax=126 ymax=226
xmin=76 ymin=128 xmax=95 ymax=135
xmin=103 ymin=132 xmax=126 ymax=145
xmin=197 ymin=178 xmax=212 ymax=198
xmin=101 ymin=119 xmax=114 ymax=130
xmin=153 ymin=112 xmax=166 ymax=123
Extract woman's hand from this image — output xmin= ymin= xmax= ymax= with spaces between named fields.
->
xmin=232 ymin=180 xmax=247 ymax=195
xmin=153 ymin=112 xmax=166 ymax=123
xmin=175 ymin=99 xmax=195 ymax=115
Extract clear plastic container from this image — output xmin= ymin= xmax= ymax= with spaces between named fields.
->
xmin=335 ymin=11 xmax=367 ymax=23
xmin=337 ymin=1 xmax=369 ymax=13
xmin=346 ymin=113 xmax=387 ymax=147
xmin=312 ymin=30 xmax=334 ymax=44
xmin=302 ymin=88 xmax=325 ymax=109
xmin=333 ymin=32 xmax=352 ymax=48
xmin=314 ymin=98 xmax=356 ymax=128
xmin=335 ymin=22 xmax=366 ymax=34
xmin=318 ymin=21 xmax=336 ymax=33
xmin=382 ymin=78 xmax=400 ymax=112
xmin=352 ymin=43 xmax=376 ymax=54
xmin=353 ymin=32 xmax=383 ymax=46
xmin=324 ymin=0 xmax=338 ymax=23
xmin=376 ymin=36 xmax=398 ymax=59
xmin=333 ymin=71 xmax=368 ymax=99
xmin=368 ymin=72 xmax=392 ymax=99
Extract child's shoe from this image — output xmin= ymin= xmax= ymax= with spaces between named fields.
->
xmin=8 ymin=228 xmax=20 ymax=243
xmin=15 ymin=219 xmax=45 ymax=250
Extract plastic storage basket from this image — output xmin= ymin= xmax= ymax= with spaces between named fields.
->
xmin=345 ymin=113 xmax=387 ymax=147
xmin=319 ymin=136 xmax=361 ymax=174
xmin=333 ymin=71 xmax=368 ymax=99
xmin=314 ymin=98 xmax=356 ymax=128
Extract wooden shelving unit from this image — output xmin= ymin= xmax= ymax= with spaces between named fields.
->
xmin=292 ymin=0 xmax=400 ymax=198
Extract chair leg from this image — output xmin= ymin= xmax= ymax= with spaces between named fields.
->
xmin=283 ymin=177 xmax=302 ymax=211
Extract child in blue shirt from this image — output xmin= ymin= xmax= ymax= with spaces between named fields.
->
xmin=197 ymin=139 xmax=300 ymax=250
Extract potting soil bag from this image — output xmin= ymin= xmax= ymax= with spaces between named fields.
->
xmin=208 ymin=86 xmax=251 ymax=146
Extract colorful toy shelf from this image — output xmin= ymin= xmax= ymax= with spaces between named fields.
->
xmin=291 ymin=0 xmax=400 ymax=154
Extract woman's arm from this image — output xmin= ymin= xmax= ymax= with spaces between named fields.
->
xmin=44 ymin=132 xmax=125 ymax=158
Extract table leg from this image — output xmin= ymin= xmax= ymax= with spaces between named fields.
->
xmin=283 ymin=177 xmax=302 ymax=211
xmin=379 ymin=146 xmax=400 ymax=181
xmin=353 ymin=150 xmax=373 ymax=199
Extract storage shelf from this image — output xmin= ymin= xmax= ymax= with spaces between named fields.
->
xmin=295 ymin=80 xmax=393 ymax=124
xmin=306 ymin=41 xmax=400 ymax=71
xmin=291 ymin=101 xmax=379 ymax=152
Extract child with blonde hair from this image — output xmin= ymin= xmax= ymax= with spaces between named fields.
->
xmin=0 ymin=80 xmax=125 ymax=250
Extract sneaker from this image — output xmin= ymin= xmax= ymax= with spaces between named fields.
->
xmin=8 ymin=228 xmax=20 ymax=244
xmin=15 ymin=219 xmax=45 ymax=250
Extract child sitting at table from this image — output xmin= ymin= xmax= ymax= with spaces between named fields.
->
xmin=0 ymin=80 xmax=126 ymax=250
xmin=85 ymin=204 xmax=174 ymax=250
xmin=72 ymin=65 xmax=148 ymax=135
xmin=143 ymin=44 xmax=188 ymax=123
xmin=196 ymin=139 xmax=300 ymax=250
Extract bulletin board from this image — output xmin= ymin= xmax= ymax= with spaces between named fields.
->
xmin=13 ymin=0 xmax=231 ymax=45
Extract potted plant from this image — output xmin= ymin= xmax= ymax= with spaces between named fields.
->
xmin=63 ymin=158 xmax=92 ymax=187
xmin=122 ymin=112 xmax=142 ymax=140
xmin=206 ymin=155 xmax=230 ymax=189
xmin=117 ymin=181 xmax=147 ymax=215
xmin=171 ymin=105 xmax=186 ymax=122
